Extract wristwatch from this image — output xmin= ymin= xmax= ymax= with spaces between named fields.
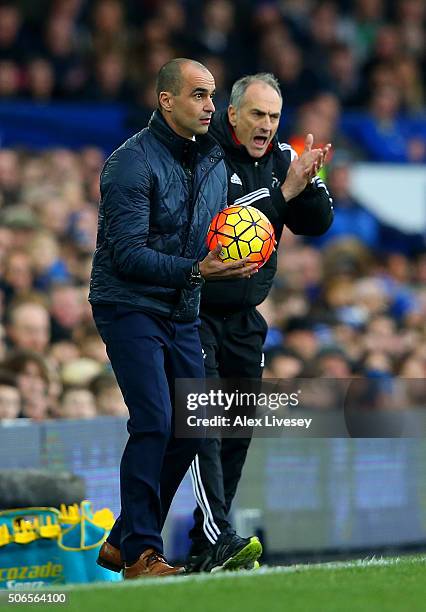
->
xmin=188 ymin=261 xmax=204 ymax=287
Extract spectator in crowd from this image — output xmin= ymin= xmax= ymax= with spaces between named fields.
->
xmin=6 ymin=300 xmax=51 ymax=354
xmin=3 ymin=349 xmax=50 ymax=420
xmin=263 ymin=347 xmax=305 ymax=379
xmin=0 ymin=3 xmax=27 ymax=63
xmin=24 ymin=58 xmax=56 ymax=102
xmin=288 ymin=92 xmax=342 ymax=156
xmin=40 ymin=14 xmax=86 ymax=98
xmin=0 ymin=60 xmax=20 ymax=99
xmin=393 ymin=54 xmax=424 ymax=113
xmin=89 ymin=0 xmax=130 ymax=58
xmin=327 ymin=43 xmax=360 ymax=108
xmin=0 ymin=368 xmax=21 ymax=419
xmin=282 ymin=317 xmax=319 ymax=362
xmin=361 ymin=24 xmax=401 ymax=83
xmin=49 ymin=283 xmax=85 ymax=342
xmin=90 ymin=372 xmax=128 ymax=416
xmin=396 ymin=0 xmax=424 ymax=58
xmin=59 ymin=385 xmax=97 ymax=419
xmin=356 ymin=85 xmax=425 ymax=162
xmin=75 ymin=324 xmax=108 ymax=364
xmin=315 ymin=346 xmax=353 ymax=377
xmin=84 ymin=52 xmax=133 ymax=103
xmin=337 ymin=0 xmax=384 ymax=62
xmin=48 ymin=339 xmax=80 ymax=368
xmin=1 ymin=250 xmax=33 ymax=301
xmin=308 ymin=156 xmax=381 ymax=250
xmin=271 ymin=41 xmax=330 ymax=109
xmin=28 ymin=230 xmax=71 ymax=290
xmin=191 ymin=0 xmax=246 ymax=81
xmin=0 ymin=150 xmax=21 ymax=207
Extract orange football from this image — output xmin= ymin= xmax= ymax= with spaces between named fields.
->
xmin=206 ymin=205 xmax=275 ymax=268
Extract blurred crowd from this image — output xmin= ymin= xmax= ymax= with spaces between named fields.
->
xmin=0 ymin=144 xmax=423 ymax=422
xmin=0 ymin=145 xmax=129 ymax=421
xmin=0 ymin=0 xmax=425 ymax=162
xmin=0 ymin=0 xmax=424 ymax=422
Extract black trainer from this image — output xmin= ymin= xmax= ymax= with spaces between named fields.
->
xmin=185 ymin=546 xmax=213 ymax=573
xmin=206 ymin=532 xmax=262 ymax=573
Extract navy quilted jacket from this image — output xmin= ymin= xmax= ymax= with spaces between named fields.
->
xmin=89 ymin=111 xmax=227 ymax=321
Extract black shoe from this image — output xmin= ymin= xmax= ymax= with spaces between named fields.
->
xmin=206 ymin=532 xmax=262 ymax=573
xmin=185 ymin=546 xmax=213 ymax=574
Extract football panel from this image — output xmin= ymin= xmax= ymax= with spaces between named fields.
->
xmin=255 ymin=225 xmax=271 ymax=241
xmin=216 ymin=232 xmax=235 ymax=247
xmin=238 ymin=207 xmax=253 ymax=222
xmin=257 ymin=209 xmax=273 ymax=226
xmin=207 ymin=230 xmax=219 ymax=250
xmin=238 ymin=240 xmax=251 ymax=258
xmin=219 ymin=245 xmax=231 ymax=261
xmin=219 ymin=223 xmax=236 ymax=238
xmin=239 ymin=226 xmax=256 ymax=242
xmin=248 ymin=252 xmax=264 ymax=263
xmin=216 ymin=212 xmax=229 ymax=230
xmin=260 ymin=236 xmax=272 ymax=259
xmin=248 ymin=236 xmax=264 ymax=253
xmin=262 ymin=237 xmax=275 ymax=265
xmin=246 ymin=206 xmax=261 ymax=223
xmin=234 ymin=219 xmax=251 ymax=237
xmin=224 ymin=213 xmax=242 ymax=227
xmin=228 ymin=241 xmax=241 ymax=260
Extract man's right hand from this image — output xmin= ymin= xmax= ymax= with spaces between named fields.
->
xmin=199 ymin=243 xmax=259 ymax=279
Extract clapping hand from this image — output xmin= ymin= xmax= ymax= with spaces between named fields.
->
xmin=281 ymin=134 xmax=331 ymax=201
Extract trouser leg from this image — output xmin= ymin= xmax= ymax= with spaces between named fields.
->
xmin=188 ymin=315 xmax=232 ymax=549
xmin=159 ymin=320 xmax=205 ymax=526
xmin=93 ymin=306 xmax=204 ymax=563
xmin=188 ymin=308 xmax=266 ymax=550
xmin=218 ymin=309 xmax=266 ymax=519
xmin=188 ymin=437 xmax=229 ymax=549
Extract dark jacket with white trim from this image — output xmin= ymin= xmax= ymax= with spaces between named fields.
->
xmin=89 ymin=110 xmax=228 ymax=322
xmin=200 ymin=110 xmax=334 ymax=312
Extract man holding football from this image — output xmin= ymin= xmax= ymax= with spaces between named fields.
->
xmin=187 ymin=73 xmax=334 ymax=572
xmin=89 ymin=58 xmax=258 ymax=579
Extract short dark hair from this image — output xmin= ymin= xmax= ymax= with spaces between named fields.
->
xmin=156 ymin=58 xmax=208 ymax=99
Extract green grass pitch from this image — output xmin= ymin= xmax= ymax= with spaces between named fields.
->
xmin=2 ymin=555 xmax=426 ymax=612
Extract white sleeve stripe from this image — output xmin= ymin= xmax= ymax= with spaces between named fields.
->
xmin=234 ymin=187 xmax=270 ymax=205
xmin=278 ymin=142 xmax=298 ymax=161
xmin=234 ymin=192 xmax=270 ymax=207
xmin=310 ymin=176 xmax=332 ymax=201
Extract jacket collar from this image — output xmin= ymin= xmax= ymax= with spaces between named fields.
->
xmin=148 ymin=110 xmax=223 ymax=163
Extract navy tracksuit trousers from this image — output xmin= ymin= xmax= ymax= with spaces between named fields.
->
xmin=92 ymin=304 xmax=204 ymax=563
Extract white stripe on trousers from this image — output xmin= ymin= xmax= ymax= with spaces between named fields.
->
xmin=189 ymin=454 xmax=221 ymax=544
xmin=189 ymin=463 xmax=217 ymax=544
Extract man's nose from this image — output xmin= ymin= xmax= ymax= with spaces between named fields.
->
xmin=262 ymin=115 xmax=272 ymax=130
xmin=205 ymin=97 xmax=215 ymax=113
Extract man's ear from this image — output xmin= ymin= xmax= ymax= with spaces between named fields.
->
xmin=158 ymin=91 xmax=173 ymax=113
xmin=228 ymin=105 xmax=237 ymax=127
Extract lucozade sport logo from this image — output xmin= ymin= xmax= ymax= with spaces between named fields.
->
xmin=0 ymin=561 xmax=64 ymax=588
